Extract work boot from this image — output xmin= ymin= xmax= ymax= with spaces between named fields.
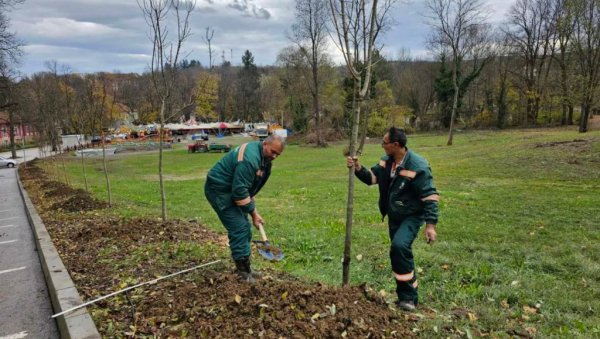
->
xmin=247 ymin=259 xmax=262 ymax=278
xmin=234 ymin=257 xmax=255 ymax=283
xmin=395 ymin=300 xmax=416 ymax=312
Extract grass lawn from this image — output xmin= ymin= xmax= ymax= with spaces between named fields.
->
xmin=42 ymin=128 xmax=600 ymax=337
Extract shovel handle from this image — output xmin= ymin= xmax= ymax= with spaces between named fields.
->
xmin=257 ymin=223 xmax=268 ymax=242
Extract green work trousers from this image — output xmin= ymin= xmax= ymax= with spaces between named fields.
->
xmin=205 ymin=183 xmax=252 ymax=260
xmin=389 ymin=215 xmax=423 ymax=303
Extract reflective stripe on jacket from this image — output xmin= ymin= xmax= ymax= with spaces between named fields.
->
xmin=206 ymin=141 xmax=271 ymax=213
xmin=355 ymin=149 xmax=439 ymax=224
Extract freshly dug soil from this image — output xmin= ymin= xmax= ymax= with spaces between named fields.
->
xmin=19 ymin=162 xmax=414 ymax=338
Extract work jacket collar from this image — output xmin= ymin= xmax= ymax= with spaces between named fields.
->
xmin=396 ymin=148 xmax=410 ymax=169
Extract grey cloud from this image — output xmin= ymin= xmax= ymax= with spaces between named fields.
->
xmin=253 ymin=7 xmax=270 ymax=20
xmin=197 ymin=6 xmax=217 ymax=13
xmin=228 ymin=0 xmax=271 ymax=20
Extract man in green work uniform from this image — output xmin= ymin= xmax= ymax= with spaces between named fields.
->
xmin=347 ymin=127 xmax=439 ymax=311
xmin=205 ymin=135 xmax=285 ymax=282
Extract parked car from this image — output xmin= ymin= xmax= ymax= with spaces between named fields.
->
xmin=187 ymin=140 xmax=231 ymax=153
xmin=90 ymin=135 xmax=112 ymax=144
xmin=191 ymin=132 xmax=209 ymax=141
xmin=255 ymin=128 xmax=269 ymax=141
xmin=0 ymin=156 xmax=17 ymax=168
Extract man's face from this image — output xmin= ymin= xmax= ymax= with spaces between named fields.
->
xmin=381 ymin=133 xmax=396 ymax=156
xmin=263 ymin=140 xmax=284 ymax=162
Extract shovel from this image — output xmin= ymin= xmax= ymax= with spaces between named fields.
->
xmin=253 ymin=223 xmax=284 ymax=261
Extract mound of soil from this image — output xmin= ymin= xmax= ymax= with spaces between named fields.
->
xmin=133 ymin=273 xmax=409 ymax=338
xmin=41 ymin=180 xmax=81 ymax=198
xmin=19 ymin=161 xmax=415 ymax=338
xmin=50 ymin=194 xmax=109 ymax=212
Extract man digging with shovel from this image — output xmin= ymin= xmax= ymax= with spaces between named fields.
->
xmin=205 ymin=135 xmax=285 ymax=283
xmin=347 ymin=127 xmax=439 ymax=311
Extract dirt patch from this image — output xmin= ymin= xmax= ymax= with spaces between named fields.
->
xmin=19 ymin=162 xmax=415 ymax=338
xmin=534 ymin=138 xmax=592 ymax=149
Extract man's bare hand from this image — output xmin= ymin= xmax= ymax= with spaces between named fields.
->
xmin=424 ymin=224 xmax=437 ymax=244
xmin=346 ymin=156 xmax=361 ymax=171
xmin=251 ymin=211 xmax=265 ymax=229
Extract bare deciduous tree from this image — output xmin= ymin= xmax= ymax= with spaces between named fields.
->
xmin=426 ymin=0 xmax=491 ymax=145
xmin=572 ymin=0 xmax=600 ymax=133
xmin=0 ymin=0 xmax=23 ymax=158
xmin=290 ymin=0 xmax=329 ymax=146
xmin=504 ymin=0 xmax=555 ymax=126
xmin=139 ymin=0 xmax=195 ymax=220
xmin=329 ymin=0 xmax=395 ymax=286
xmin=204 ymin=26 xmax=215 ymax=69
xmin=551 ymin=0 xmax=577 ymax=125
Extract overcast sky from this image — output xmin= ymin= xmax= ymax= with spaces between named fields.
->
xmin=10 ymin=0 xmax=514 ymax=76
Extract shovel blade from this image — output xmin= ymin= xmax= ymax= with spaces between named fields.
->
xmin=253 ymin=241 xmax=284 ymax=261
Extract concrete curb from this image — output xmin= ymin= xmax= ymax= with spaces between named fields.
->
xmin=16 ymin=170 xmax=101 ymax=339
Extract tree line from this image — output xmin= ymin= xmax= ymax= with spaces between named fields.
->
xmin=1 ymin=0 xmax=599 ymax=158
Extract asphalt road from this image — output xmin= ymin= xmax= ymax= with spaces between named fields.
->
xmin=0 ymin=151 xmax=59 ymax=338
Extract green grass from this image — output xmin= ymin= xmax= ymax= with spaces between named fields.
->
xmin=44 ymin=129 xmax=600 ymax=337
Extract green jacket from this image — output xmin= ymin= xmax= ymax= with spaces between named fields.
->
xmin=355 ymin=149 xmax=439 ymax=224
xmin=206 ymin=141 xmax=271 ymax=214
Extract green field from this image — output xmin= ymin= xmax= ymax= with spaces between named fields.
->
xmin=44 ymin=128 xmax=600 ymax=337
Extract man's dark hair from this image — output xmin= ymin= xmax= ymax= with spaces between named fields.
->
xmin=388 ymin=127 xmax=407 ymax=147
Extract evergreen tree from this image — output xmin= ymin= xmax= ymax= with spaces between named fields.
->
xmin=238 ymin=50 xmax=261 ymax=121
xmin=433 ymin=54 xmax=486 ymax=128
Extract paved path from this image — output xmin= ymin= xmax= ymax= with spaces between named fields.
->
xmin=0 ymin=156 xmax=59 ymax=338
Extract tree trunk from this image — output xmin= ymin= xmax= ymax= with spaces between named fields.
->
xmin=342 ymin=79 xmax=362 ymax=286
xmin=159 ymin=99 xmax=167 ymax=220
xmin=579 ymin=101 xmax=589 ymax=133
xmin=560 ymin=66 xmax=569 ymax=125
xmin=357 ymin=97 xmax=370 ymax=154
xmin=101 ymin=132 xmax=112 ymax=207
xmin=8 ymin=110 xmax=17 ymax=158
xmin=447 ymin=67 xmax=459 ymax=146
xmin=78 ymin=137 xmax=89 ymax=192
xmin=313 ymin=60 xmax=325 ymax=147
xmin=60 ymin=150 xmax=69 ymax=185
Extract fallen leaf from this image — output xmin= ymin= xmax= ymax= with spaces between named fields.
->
xmin=523 ymin=305 xmax=537 ymax=314
xmin=311 ymin=313 xmax=320 ymax=320
xmin=234 ymin=295 xmax=241 ymax=304
xmin=510 ymin=280 xmax=519 ymax=287
xmin=281 ymin=291 xmax=288 ymax=300
xmin=441 ymin=264 xmax=449 ymax=270
xmin=356 ymin=254 xmax=363 ymax=261
xmin=501 ymin=299 xmax=509 ymax=308
xmin=525 ymin=327 xmax=537 ymax=335
xmin=468 ymin=312 xmax=478 ymax=321
xmin=417 ymin=267 xmax=424 ymax=273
